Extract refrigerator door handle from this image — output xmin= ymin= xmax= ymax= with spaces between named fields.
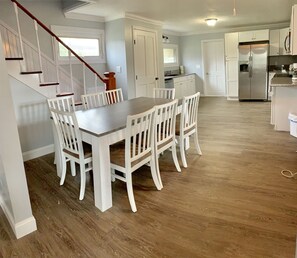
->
xmin=249 ymin=55 xmax=253 ymax=78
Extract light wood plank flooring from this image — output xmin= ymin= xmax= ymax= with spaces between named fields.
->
xmin=1 ymin=97 xmax=297 ymax=257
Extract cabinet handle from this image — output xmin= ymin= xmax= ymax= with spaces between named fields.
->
xmin=155 ymin=77 xmax=159 ymax=80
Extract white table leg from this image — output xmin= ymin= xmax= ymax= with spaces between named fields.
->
xmin=91 ymin=135 xmax=112 ymax=212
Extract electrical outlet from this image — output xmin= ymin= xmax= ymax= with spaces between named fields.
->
xmin=116 ymin=66 xmax=122 ymax=73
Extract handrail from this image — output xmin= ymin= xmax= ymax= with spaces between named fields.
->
xmin=11 ymin=0 xmax=105 ymax=83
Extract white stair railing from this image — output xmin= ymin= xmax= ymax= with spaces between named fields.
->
xmin=8 ymin=0 xmax=111 ymax=102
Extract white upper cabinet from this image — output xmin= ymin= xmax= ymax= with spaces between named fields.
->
xmin=238 ymin=29 xmax=269 ymax=43
xmin=224 ymin=32 xmax=238 ymax=60
xmin=269 ymin=29 xmax=280 ymax=56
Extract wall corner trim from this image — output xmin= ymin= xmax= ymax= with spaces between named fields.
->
xmin=0 ymin=196 xmax=37 ymax=239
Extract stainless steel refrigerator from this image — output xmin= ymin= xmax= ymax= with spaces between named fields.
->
xmin=239 ymin=42 xmax=268 ymax=100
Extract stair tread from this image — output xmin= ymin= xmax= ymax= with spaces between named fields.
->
xmin=21 ymin=71 xmax=42 ymax=74
xmin=40 ymin=82 xmax=59 ymax=87
xmin=56 ymin=92 xmax=74 ymax=97
xmin=6 ymin=57 xmax=24 ymax=60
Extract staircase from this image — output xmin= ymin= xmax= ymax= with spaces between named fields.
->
xmin=1 ymin=0 xmax=116 ymax=104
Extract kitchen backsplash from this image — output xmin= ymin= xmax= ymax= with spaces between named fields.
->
xmin=268 ymin=55 xmax=297 ymax=71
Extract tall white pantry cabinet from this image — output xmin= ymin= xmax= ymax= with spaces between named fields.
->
xmin=225 ymin=32 xmax=239 ymax=100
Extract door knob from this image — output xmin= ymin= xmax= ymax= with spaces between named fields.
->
xmin=155 ymin=77 xmax=159 ymax=80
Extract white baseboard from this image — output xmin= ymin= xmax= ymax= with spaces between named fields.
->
xmin=227 ymin=97 xmax=239 ymax=101
xmin=22 ymin=144 xmax=54 ymax=161
xmin=0 ymin=196 xmax=37 ymax=239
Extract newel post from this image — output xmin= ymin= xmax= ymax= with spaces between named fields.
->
xmin=103 ymin=72 xmax=116 ymax=91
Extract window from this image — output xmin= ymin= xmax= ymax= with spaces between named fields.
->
xmin=59 ymin=38 xmax=99 ymax=57
xmin=163 ymin=44 xmax=179 ymax=67
xmin=51 ymin=25 xmax=105 ymax=64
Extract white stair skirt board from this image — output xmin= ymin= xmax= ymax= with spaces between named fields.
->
xmin=0 ymin=196 xmax=37 ymax=239
xmin=6 ymin=61 xmax=56 ymax=99
xmin=22 ymin=144 xmax=54 ymax=161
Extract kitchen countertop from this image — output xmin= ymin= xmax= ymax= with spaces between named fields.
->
xmin=270 ymin=76 xmax=297 ymax=87
xmin=164 ymin=73 xmax=195 ymax=80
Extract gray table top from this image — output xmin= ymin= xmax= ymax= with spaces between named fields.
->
xmin=75 ymin=97 xmax=174 ymax=137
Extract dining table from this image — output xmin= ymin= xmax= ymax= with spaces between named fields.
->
xmin=75 ymin=97 xmax=173 ymax=212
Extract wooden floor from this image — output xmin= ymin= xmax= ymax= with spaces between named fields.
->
xmin=1 ymin=97 xmax=297 ymax=257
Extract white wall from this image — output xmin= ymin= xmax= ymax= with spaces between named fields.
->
xmin=105 ymin=17 xmax=165 ymax=99
xmin=9 ymin=77 xmax=54 ymax=155
xmin=0 ymin=34 xmax=37 ymax=239
xmin=180 ymin=32 xmax=225 ymax=95
xmin=105 ymin=19 xmax=128 ymax=99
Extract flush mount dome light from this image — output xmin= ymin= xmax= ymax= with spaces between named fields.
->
xmin=205 ymin=18 xmax=218 ymax=26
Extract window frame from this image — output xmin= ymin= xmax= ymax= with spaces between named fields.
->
xmin=51 ymin=25 xmax=106 ymax=64
xmin=163 ymin=43 xmax=179 ymax=67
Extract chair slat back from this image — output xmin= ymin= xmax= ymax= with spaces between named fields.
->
xmin=155 ymin=100 xmax=178 ymax=147
xmin=50 ymin=108 xmax=83 ymax=158
xmin=81 ymin=92 xmax=107 ymax=109
xmin=105 ymin=88 xmax=124 ymax=105
xmin=153 ymin=88 xmax=175 ymax=99
xmin=181 ymin=92 xmax=200 ymax=133
xmin=125 ymin=107 xmax=155 ymax=166
xmin=47 ymin=96 xmax=75 ymax=112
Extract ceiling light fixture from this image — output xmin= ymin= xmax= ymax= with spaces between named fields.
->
xmin=205 ymin=18 xmax=218 ymax=26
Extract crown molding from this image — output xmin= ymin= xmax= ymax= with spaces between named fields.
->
xmin=64 ymin=12 xmax=105 ymax=22
xmin=125 ymin=13 xmax=163 ymax=26
xmin=181 ymin=22 xmax=290 ymax=36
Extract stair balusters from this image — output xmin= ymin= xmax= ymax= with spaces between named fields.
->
xmin=34 ymin=20 xmax=44 ymax=83
xmin=13 ymin=2 xmax=25 ymax=72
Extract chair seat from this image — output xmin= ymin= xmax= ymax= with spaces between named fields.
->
xmin=63 ymin=142 xmax=92 ymax=159
xmin=110 ymin=142 xmax=151 ymax=168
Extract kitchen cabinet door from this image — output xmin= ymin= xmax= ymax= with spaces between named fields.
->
xmin=239 ymin=29 xmax=269 ymax=43
xmin=269 ymin=29 xmax=280 ymax=56
xmin=225 ymin=32 xmax=239 ymax=59
xmin=226 ymin=59 xmax=238 ymax=98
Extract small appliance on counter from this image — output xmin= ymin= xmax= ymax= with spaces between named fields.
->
xmin=292 ymin=63 xmax=297 ymax=82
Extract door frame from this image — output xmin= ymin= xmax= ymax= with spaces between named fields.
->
xmin=132 ymin=26 xmax=160 ymax=97
xmin=201 ymin=39 xmax=226 ymax=96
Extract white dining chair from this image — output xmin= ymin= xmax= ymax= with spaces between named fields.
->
xmin=49 ymin=108 xmax=93 ymax=200
xmin=81 ymin=92 xmax=107 ymax=109
xmin=105 ymin=88 xmax=124 ymax=105
xmin=47 ymin=95 xmax=76 ymax=177
xmin=153 ymin=88 xmax=175 ymax=99
xmin=109 ymin=107 xmax=161 ymax=212
xmin=154 ymin=100 xmax=181 ymax=188
xmin=176 ymin=92 xmax=202 ymax=168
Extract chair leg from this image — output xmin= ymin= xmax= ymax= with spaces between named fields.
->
xmin=126 ymin=173 xmax=137 ymax=212
xmin=111 ymin=168 xmax=116 ymax=182
xmin=70 ymin=161 xmax=76 ymax=176
xmin=150 ymin=155 xmax=163 ymax=190
xmin=79 ymin=167 xmax=86 ymax=200
xmin=194 ymin=130 xmax=202 ymax=155
xmin=59 ymin=155 xmax=67 ymax=185
xmin=171 ymin=142 xmax=181 ymax=172
xmin=180 ymin=137 xmax=188 ymax=168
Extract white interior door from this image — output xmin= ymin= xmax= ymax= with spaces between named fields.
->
xmin=133 ymin=28 xmax=158 ymax=97
xmin=202 ymin=39 xmax=226 ymax=96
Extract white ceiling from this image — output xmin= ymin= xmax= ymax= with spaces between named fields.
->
xmin=68 ymin=0 xmax=293 ymax=35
